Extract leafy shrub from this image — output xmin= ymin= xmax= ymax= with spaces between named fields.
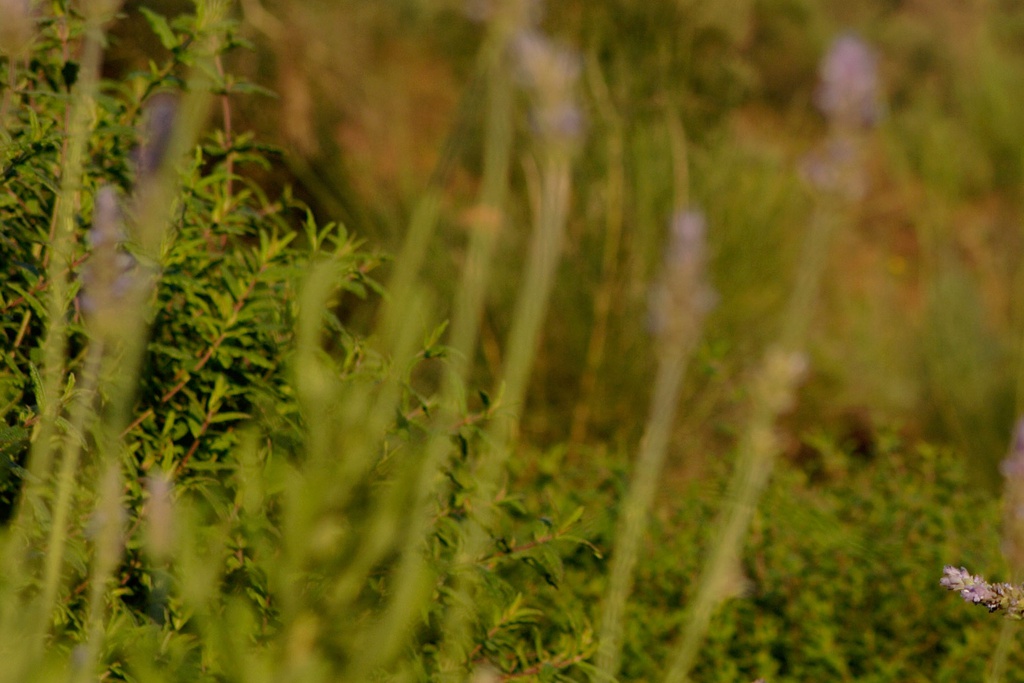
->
xmin=512 ymin=434 xmax=1017 ymax=682
xmin=0 ymin=2 xmax=594 ymax=681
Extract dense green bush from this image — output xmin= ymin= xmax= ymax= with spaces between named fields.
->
xmin=0 ymin=2 xmax=594 ymax=680
xmin=511 ymin=435 xmax=1018 ymax=682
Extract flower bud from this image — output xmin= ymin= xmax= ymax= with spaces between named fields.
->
xmin=144 ymin=473 xmax=176 ymax=561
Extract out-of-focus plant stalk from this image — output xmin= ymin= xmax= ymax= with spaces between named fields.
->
xmin=343 ymin=12 xmax=518 ymax=680
xmin=987 ymin=418 xmax=1024 ymax=682
xmin=663 ymin=33 xmax=880 ymax=683
xmin=596 ymin=208 xmax=711 ymax=681
xmin=569 ymin=57 xmax=625 ymax=450
xmin=438 ymin=9 xmax=583 ymax=674
xmin=441 ymin=141 xmax=575 ymax=677
xmin=446 ymin=34 xmax=514 ymax=387
xmin=3 ymin=3 xmax=223 ymax=678
xmin=664 ymin=348 xmax=806 ymax=683
xmin=0 ymin=0 xmax=35 ymax=124
xmin=23 ymin=0 xmax=114 ymax=528
xmin=7 ymin=5 xmax=119 ymax=673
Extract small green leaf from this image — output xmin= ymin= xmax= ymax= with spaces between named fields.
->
xmin=139 ymin=7 xmax=180 ymax=51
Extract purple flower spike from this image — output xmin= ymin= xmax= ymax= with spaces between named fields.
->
xmin=79 ymin=186 xmax=138 ymax=335
xmin=648 ymin=209 xmax=716 ymax=341
xmin=940 ymin=565 xmax=1024 ymax=619
xmin=1002 ymin=417 xmax=1024 ymax=571
xmin=511 ymin=29 xmax=584 ymax=144
xmin=134 ymin=93 xmax=179 ymax=180
xmin=814 ymin=33 xmax=881 ymax=129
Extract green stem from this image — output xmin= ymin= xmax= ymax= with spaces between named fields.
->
xmin=36 ymin=340 xmax=104 ymax=647
xmin=344 ymin=25 xmax=517 ymax=680
xmin=596 ymin=334 xmax=697 ymax=679
xmin=438 ymin=147 xmax=574 ymax=676
xmin=22 ymin=11 xmax=106 ymax=525
xmin=663 ymin=153 xmax=846 ymax=683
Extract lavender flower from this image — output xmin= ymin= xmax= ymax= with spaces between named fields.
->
xmin=814 ymin=33 xmax=881 ymax=129
xmin=1001 ymin=418 xmax=1024 ymax=573
xmin=800 ymin=33 xmax=882 ymax=199
xmin=799 ymin=136 xmax=867 ymax=200
xmin=940 ymin=566 xmax=1024 ymax=618
xmin=511 ymin=29 xmax=584 ymax=144
xmin=648 ymin=210 xmax=716 ymax=342
xmin=79 ymin=186 xmax=138 ymax=337
xmin=134 ymin=93 xmax=179 ymax=181
xmin=144 ymin=473 xmax=176 ymax=561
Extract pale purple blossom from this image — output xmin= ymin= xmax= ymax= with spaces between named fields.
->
xmin=511 ymin=29 xmax=584 ymax=143
xmin=648 ymin=209 xmax=716 ymax=341
xmin=134 ymin=93 xmax=178 ymax=181
xmin=814 ymin=33 xmax=881 ymax=129
xmin=1002 ymin=418 xmax=1024 ymax=571
xmin=799 ymin=136 xmax=867 ymax=200
xmin=1000 ymin=418 xmax=1024 ymax=478
xmin=800 ymin=34 xmax=881 ymax=198
xmin=79 ymin=186 xmax=138 ymax=330
xmin=940 ymin=566 xmax=1024 ymax=617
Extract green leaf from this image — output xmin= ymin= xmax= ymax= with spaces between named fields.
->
xmin=0 ymin=426 xmax=29 ymax=459
xmin=28 ymin=362 xmax=44 ymax=412
xmin=139 ymin=7 xmax=180 ymax=51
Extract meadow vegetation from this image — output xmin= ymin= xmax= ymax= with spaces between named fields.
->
xmin=3 ymin=0 xmax=1024 ymax=681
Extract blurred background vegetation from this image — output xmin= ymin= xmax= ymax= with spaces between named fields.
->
xmin=106 ymin=0 xmax=1024 ymax=484
xmin=6 ymin=0 xmax=1024 ymax=679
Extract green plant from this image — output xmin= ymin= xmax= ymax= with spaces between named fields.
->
xmin=0 ymin=1 xmax=597 ymax=681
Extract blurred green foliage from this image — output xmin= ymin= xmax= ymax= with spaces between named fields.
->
xmin=3 ymin=0 xmax=1024 ymax=681
xmin=517 ymin=435 xmax=1018 ymax=681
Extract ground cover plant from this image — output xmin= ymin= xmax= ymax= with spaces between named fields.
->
xmin=5 ymin=0 xmax=1024 ymax=681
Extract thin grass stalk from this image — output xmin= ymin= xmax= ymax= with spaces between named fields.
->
xmin=21 ymin=4 xmax=109 ymax=532
xmin=446 ymin=34 xmax=514 ymax=386
xmin=569 ymin=56 xmax=624 ymax=451
xmin=284 ymin=249 xmax=431 ymax=680
xmin=594 ymin=113 xmax=698 ymax=680
xmin=986 ymin=621 xmax=1017 ymax=683
xmin=662 ymin=31 xmax=884 ymax=666
xmin=343 ymin=21 xmax=518 ymax=680
xmin=663 ymin=347 xmax=805 ymax=683
xmin=36 ymin=340 xmax=103 ymax=639
xmin=663 ymin=181 xmax=840 ymax=683
xmin=437 ymin=144 xmax=574 ymax=676
xmin=594 ymin=326 xmax=699 ymax=679
xmin=2 ymin=9 xmax=112 ymax=675
xmin=16 ymin=4 xmax=220 ymax=675
xmin=661 ymin=209 xmax=834 ymax=682
xmin=380 ymin=190 xmax=443 ymax=347
xmin=71 ymin=457 xmax=126 ymax=683
xmin=992 ymin=417 xmax=1024 ymax=681
xmin=491 ymin=152 xmax=572 ymax=441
